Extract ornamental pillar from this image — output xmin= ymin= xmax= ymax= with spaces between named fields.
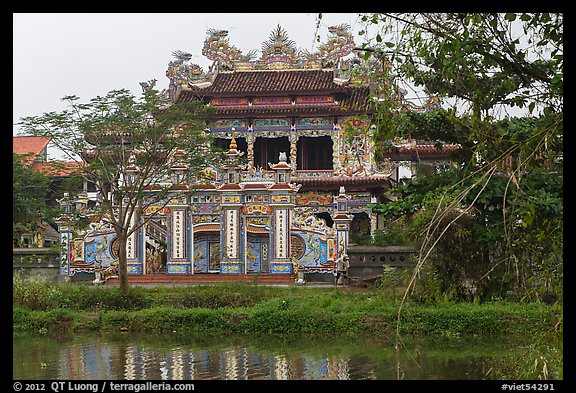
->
xmin=332 ymin=124 xmax=341 ymax=172
xmin=218 ymin=136 xmax=244 ymax=274
xmin=55 ymin=216 xmax=75 ymax=276
xmin=166 ymin=195 xmax=191 ymax=273
xmin=333 ymin=186 xmax=352 ymax=259
xmin=247 ymin=130 xmax=254 ymax=166
xmin=269 ymin=152 xmax=296 ymax=274
xmin=123 ymin=201 xmax=144 ymax=274
xmin=289 ymin=128 xmax=298 ymax=166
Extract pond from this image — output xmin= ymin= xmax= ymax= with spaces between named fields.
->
xmin=13 ymin=332 xmax=528 ymax=380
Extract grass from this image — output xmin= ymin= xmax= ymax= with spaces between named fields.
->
xmin=13 ymin=276 xmax=562 ymax=339
xmin=13 ymin=276 xmax=563 ymax=380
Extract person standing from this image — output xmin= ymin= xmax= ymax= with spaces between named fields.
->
xmin=334 ymin=254 xmax=350 ymax=286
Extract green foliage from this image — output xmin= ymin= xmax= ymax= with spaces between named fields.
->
xmin=17 ymin=89 xmax=222 ymax=293
xmin=13 ymin=154 xmax=52 ymax=239
xmin=13 ymin=305 xmax=80 ymax=334
xmin=13 ymin=281 xmax=561 ymax=344
xmin=13 ymin=276 xmax=61 ymax=311
xmin=359 ymin=13 xmax=562 ymax=305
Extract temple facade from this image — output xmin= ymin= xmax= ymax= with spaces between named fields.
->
xmin=57 ymin=25 xmax=455 ymax=280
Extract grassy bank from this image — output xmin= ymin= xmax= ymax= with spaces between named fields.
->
xmin=13 ymin=277 xmax=562 ymax=338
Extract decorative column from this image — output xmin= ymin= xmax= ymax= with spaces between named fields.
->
xmin=246 ymin=128 xmax=254 ymax=166
xmin=55 ymin=215 xmax=74 ymax=277
xmin=269 ymin=152 xmax=296 ymax=274
xmin=332 ymin=122 xmax=341 ymax=172
xmin=218 ymin=136 xmax=244 ymax=274
xmin=166 ymin=149 xmax=192 ymax=274
xmin=289 ymin=127 xmax=298 ymax=166
xmin=125 ymin=206 xmax=145 ymax=274
xmin=166 ymin=195 xmax=191 ymax=274
xmin=333 ymin=186 xmax=352 ymax=259
xmin=369 ymin=212 xmax=378 ymax=240
xmin=124 ymin=158 xmax=144 ymax=274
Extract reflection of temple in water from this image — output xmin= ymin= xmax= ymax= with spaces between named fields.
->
xmin=55 ymin=340 xmax=351 ymax=380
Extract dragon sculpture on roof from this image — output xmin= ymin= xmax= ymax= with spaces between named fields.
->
xmin=300 ymin=24 xmax=355 ymax=67
xmin=202 ymin=28 xmax=257 ymax=70
xmin=166 ymin=50 xmax=208 ymax=87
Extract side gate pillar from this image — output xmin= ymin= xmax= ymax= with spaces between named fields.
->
xmin=333 ymin=186 xmax=352 ymax=259
xmin=166 ymin=195 xmax=192 ymax=274
xmin=55 ymin=216 xmax=75 ymax=277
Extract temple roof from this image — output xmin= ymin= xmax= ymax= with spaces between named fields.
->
xmin=175 ymin=70 xmax=371 ymax=117
xmin=184 ymin=69 xmax=348 ymax=96
xmin=384 ymin=142 xmax=462 ymax=161
xmin=295 ymin=174 xmax=390 ymax=187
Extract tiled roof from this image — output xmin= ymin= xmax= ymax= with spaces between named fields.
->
xmin=193 ymin=223 xmax=220 ymax=233
xmin=13 ymin=136 xmax=51 ymax=156
xmin=176 ymin=69 xmax=372 ymax=117
xmin=13 ymin=136 xmax=51 ymax=166
xmin=384 ymin=143 xmax=461 ymax=160
xmin=32 ymin=161 xmax=84 ymax=177
xmin=185 ymin=70 xmax=347 ymax=96
xmin=295 ymin=174 xmax=390 ymax=187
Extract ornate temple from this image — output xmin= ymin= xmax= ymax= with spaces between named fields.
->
xmin=56 ymin=25 xmax=457 ymax=281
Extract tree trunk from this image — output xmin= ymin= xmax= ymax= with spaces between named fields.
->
xmin=116 ymin=231 xmax=130 ymax=293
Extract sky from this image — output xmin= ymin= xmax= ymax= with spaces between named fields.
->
xmin=13 ymin=12 xmax=369 ymax=159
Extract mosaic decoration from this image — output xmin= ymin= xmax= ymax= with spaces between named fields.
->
xmin=300 ymin=24 xmax=355 ymax=67
xmin=171 ymin=24 xmax=358 ymax=74
xmin=193 ymin=240 xmax=209 ymax=273
xmin=59 ymin=231 xmax=70 ymax=274
xmin=210 ymin=242 xmax=221 ymax=271
xmin=295 ymin=97 xmax=334 ymax=106
xmin=202 ymin=29 xmax=257 ymax=70
xmin=260 ymin=25 xmax=299 ymax=66
xmin=253 ymin=97 xmax=291 ymax=105
xmin=166 ymin=51 xmax=209 ymax=86
xmin=84 ymin=232 xmax=116 ymax=269
xmin=246 ymin=239 xmax=267 ymax=273
xmin=242 ymin=204 xmax=272 ymax=215
xmin=166 ymin=263 xmax=190 ymax=274
xmin=253 ymin=118 xmax=290 ymax=128
xmin=296 ymin=191 xmax=333 ymax=206
xmin=211 ymin=98 xmax=249 ymax=106
xmin=212 ymin=119 xmax=248 ymax=129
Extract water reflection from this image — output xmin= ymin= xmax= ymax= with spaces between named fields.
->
xmin=13 ymin=333 xmax=513 ymax=380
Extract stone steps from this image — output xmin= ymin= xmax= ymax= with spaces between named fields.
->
xmin=104 ymin=273 xmax=295 ymax=286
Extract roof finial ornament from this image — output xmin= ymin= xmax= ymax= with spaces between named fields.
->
xmin=229 ymin=129 xmax=238 ymax=150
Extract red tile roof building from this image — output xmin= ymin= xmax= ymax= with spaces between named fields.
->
xmin=13 ymin=136 xmax=83 ymax=176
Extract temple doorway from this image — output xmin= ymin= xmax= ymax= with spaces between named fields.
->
xmin=246 ymin=234 xmax=270 ymax=273
xmin=193 ymin=233 xmax=221 ymax=273
xmin=145 ymin=218 xmax=168 ymax=274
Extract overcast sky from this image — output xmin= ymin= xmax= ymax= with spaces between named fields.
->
xmin=13 ymin=13 xmax=367 ymax=148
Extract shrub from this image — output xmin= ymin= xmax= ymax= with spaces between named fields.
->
xmin=13 ymin=276 xmax=61 ymax=311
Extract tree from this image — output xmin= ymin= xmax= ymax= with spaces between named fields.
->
xmin=354 ymin=13 xmax=562 ymax=302
xmin=13 ymin=153 xmax=51 ymax=246
xmin=18 ymin=89 xmax=220 ymax=292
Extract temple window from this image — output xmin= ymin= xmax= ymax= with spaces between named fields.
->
xmin=254 ymin=136 xmax=290 ymax=168
xmin=296 ymin=136 xmax=333 ymax=170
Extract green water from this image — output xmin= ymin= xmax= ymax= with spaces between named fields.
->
xmin=13 ymin=332 xmax=530 ymax=380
